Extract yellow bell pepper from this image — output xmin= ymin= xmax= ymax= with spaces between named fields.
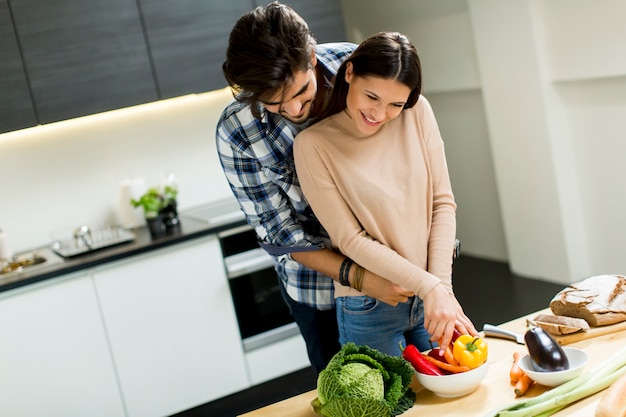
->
xmin=452 ymin=334 xmax=488 ymax=369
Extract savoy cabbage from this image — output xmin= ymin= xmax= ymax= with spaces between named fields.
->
xmin=311 ymin=343 xmax=416 ymax=417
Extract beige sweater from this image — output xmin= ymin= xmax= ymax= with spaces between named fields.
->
xmin=293 ymin=96 xmax=456 ymax=299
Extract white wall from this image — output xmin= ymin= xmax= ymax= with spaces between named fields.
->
xmin=0 ymin=88 xmax=234 ymax=253
xmin=341 ymin=0 xmax=626 ymax=283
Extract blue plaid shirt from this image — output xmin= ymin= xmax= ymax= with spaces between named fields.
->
xmin=216 ymin=42 xmax=356 ymax=310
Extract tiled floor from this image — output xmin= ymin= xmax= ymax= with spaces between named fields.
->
xmin=174 ymin=254 xmax=565 ymax=417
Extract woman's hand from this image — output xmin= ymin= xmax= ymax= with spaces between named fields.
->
xmin=423 ymin=284 xmax=478 ymax=349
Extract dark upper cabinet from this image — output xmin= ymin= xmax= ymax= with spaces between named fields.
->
xmin=267 ymin=0 xmax=347 ymax=43
xmin=11 ymin=0 xmax=157 ymax=125
xmin=139 ymin=0 xmax=254 ymax=99
xmin=0 ymin=0 xmax=36 ymax=133
xmin=2 ymin=0 xmax=347 ymax=133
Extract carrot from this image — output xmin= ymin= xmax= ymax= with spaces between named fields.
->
xmin=510 ymin=351 xmax=524 ymax=384
xmin=422 ymin=354 xmax=470 ymax=373
xmin=514 ymin=374 xmax=534 ymax=397
xmin=443 ymin=345 xmax=459 ymax=366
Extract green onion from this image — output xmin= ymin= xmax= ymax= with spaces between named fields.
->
xmin=485 ymin=345 xmax=626 ymax=417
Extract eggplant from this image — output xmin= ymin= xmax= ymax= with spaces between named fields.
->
xmin=524 ymin=326 xmax=570 ymax=372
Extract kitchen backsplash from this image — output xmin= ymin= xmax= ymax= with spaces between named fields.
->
xmin=0 ymin=87 xmax=235 ymax=253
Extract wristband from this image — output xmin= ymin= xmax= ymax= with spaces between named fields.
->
xmin=339 ymin=258 xmax=353 ymax=287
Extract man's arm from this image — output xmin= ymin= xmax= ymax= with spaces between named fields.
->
xmin=291 ymin=249 xmax=414 ymax=306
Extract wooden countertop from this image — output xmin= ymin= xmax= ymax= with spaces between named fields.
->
xmin=240 ymin=309 xmax=626 ymax=417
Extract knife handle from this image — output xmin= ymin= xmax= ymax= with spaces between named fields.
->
xmin=483 ymin=324 xmax=524 ymax=344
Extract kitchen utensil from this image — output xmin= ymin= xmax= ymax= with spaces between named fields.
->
xmin=518 ymin=347 xmax=587 ymax=387
xmin=483 ymin=324 xmax=525 ymax=344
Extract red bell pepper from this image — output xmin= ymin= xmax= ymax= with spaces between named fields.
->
xmin=401 ymin=343 xmax=444 ymax=376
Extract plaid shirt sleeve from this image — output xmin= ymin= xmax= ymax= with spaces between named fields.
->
xmin=215 ymin=101 xmax=326 ymax=253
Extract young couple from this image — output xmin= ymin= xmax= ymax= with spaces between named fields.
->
xmin=216 ymin=1 xmax=477 ymax=374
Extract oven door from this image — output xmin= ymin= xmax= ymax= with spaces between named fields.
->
xmin=221 ymin=226 xmax=299 ymax=352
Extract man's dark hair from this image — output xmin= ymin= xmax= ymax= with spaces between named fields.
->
xmin=223 ymin=2 xmax=317 ymax=119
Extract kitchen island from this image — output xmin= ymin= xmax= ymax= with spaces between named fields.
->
xmin=241 ymin=309 xmax=626 ymax=417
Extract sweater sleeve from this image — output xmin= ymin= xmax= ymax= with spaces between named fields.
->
xmin=294 ymin=110 xmax=454 ymax=298
xmin=418 ymin=97 xmax=457 ymax=292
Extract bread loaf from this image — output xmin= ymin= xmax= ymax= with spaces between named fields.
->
xmin=532 ymin=313 xmax=590 ymax=335
xmin=549 ymin=274 xmax=626 ymax=326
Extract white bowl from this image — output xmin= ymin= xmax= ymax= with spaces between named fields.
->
xmin=415 ymin=362 xmax=489 ymax=398
xmin=518 ymin=347 xmax=588 ymax=387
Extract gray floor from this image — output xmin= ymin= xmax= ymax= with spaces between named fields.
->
xmin=174 ymin=254 xmax=565 ymax=417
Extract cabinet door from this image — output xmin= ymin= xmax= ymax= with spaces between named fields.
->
xmin=11 ymin=0 xmax=157 ymax=124
xmin=139 ymin=0 xmax=253 ymax=98
xmin=93 ymin=237 xmax=248 ymax=417
xmin=263 ymin=0 xmax=347 ymax=43
xmin=0 ymin=273 xmax=125 ymax=417
xmin=0 ymin=0 xmax=36 ymax=133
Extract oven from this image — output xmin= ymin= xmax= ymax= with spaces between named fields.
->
xmin=218 ymin=224 xmax=299 ymax=352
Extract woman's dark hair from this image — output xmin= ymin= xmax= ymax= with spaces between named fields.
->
xmin=222 ymin=2 xmax=316 ymax=119
xmin=318 ymin=32 xmax=422 ymax=121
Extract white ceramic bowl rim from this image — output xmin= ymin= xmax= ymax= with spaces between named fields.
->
xmin=519 ymin=347 xmax=587 ymax=374
xmin=415 ymin=362 xmax=489 ymax=397
xmin=518 ymin=347 xmax=588 ymax=387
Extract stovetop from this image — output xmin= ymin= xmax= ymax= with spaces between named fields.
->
xmin=181 ymin=197 xmax=245 ymax=228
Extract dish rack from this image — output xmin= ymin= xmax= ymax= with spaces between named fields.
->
xmin=52 ymin=225 xmax=135 ymax=258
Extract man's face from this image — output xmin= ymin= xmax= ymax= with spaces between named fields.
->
xmin=261 ymin=67 xmax=318 ymax=124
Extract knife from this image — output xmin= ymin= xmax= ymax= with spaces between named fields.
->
xmin=483 ymin=323 xmax=525 ymax=344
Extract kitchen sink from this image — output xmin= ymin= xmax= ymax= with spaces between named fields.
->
xmin=0 ymin=247 xmax=64 ymax=280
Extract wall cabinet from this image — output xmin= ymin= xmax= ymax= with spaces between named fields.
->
xmin=274 ymin=0 xmax=347 ymax=43
xmin=139 ymin=0 xmax=253 ymax=98
xmin=10 ymin=0 xmax=157 ymax=125
xmin=0 ymin=273 xmax=125 ymax=417
xmin=2 ymin=0 xmax=347 ymax=133
xmin=93 ymin=236 xmax=248 ymax=417
xmin=0 ymin=0 xmax=36 ymax=132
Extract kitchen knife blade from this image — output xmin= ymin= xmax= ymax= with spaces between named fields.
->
xmin=483 ymin=323 xmax=525 ymax=344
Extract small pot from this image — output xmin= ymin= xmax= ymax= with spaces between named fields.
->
xmin=146 ymin=217 xmax=167 ymax=239
xmin=146 ymin=204 xmax=181 ymax=239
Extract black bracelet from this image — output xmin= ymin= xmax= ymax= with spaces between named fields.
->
xmin=339 ymin=258 xmax=353 ymax=287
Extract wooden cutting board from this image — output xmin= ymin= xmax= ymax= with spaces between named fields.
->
xmin=554 ymin=319 xmax=626 ymax=344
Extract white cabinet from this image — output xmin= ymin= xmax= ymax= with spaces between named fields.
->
xmin=0 ymin=273 xmax=125 ymax=417
xmin=245 ymin=333 xmax=310 ymax=385
xmin=93 ymin=236 xmax=248 ymax=417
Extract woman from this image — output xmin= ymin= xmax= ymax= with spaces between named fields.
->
xmin=293 ymin=32 xmax=477 ymax=356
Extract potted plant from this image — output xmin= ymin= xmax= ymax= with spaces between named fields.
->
xmin=131 ymin=185 xmax=180 ymax=238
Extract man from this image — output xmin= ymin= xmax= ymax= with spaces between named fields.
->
xmin=216 ymin=1 xmax=414 ymax=373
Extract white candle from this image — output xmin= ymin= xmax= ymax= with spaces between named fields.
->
xmin=0 ymin=228 xmax=13 ymax=260
xmin=118 ymin=177 xmax=147 ymax=228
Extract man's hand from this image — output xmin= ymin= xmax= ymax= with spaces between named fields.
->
xmin=359 ymin=270 xmax=414 ymax=306
xmin=291 ymin=248 xmax=413 ymax=306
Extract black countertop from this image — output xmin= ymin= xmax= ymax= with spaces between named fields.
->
xmin=0 ymin=202 xmax=246 ymax=295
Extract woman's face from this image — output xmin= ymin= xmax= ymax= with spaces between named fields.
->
xmin=344 ymin=62 xmax=411 ymax=136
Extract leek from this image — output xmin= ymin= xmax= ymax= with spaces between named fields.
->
xmin=485 ymin=345 xmax=626 ymax=417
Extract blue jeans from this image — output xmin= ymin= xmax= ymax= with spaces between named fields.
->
xmin=336 ymin=296 xmax=432 ymax=356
